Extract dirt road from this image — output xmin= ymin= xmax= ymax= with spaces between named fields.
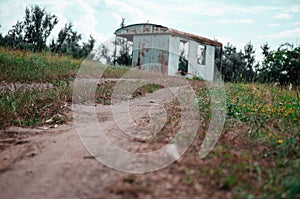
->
xmin=1 ymin=86 xmax=210 ymax=199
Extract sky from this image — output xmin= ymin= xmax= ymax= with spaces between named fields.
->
xmin=0 ymin=0 xmax=300 ymax=61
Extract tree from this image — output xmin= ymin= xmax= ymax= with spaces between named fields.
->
xmin=221 ymin=43 xmax=246 ymax=82
xmin=4 ymin=20 xmax=24 ymax=49
xmin=23 ymin=5 xmax=58 ymax=51
xmin=114 ymin=18 xmax=132 ymax=66
xmin=1 ymin=5 xmax=58 ymax=51
xmin=50 ymin=23 xmax=95 ymax=58
xmin=259 ymin=43 xmax=300 ymax=86
xmin=97 ymin=44 xmax=112 ymax=64
xmin=243 ymin=41 xmax=256 ymax=81
xmin=261 ymin=42 xmax=270 ymax=57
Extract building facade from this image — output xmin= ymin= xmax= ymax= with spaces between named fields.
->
xmin=115 ymin=23 xmax=222 ymax=81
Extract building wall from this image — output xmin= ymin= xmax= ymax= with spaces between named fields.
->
xmin=168 ymin=35 xmax=180 ymax=76
xmin=188 ymin=41 xmax=215 ymax=81
xmin=132 ymin=34 xmax=169 ymax=74
xmin=131 ymin=34 xmax=216 ymax=81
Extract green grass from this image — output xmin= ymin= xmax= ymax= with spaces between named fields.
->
xmin=0 ymin=80 xmax=71 ymax=129
xmin=0 ymin=48 xmax=163 ymax=126
xmin=224 ymin=83 xmax=299 ymax=198
xmin=0 ymin=47 xmax=133 ymax=83
xmin=0 ymin=48 xmax=299 ymax=198
xmin=0 ymin=47 xmax=81 ymax=83
xmin=188 ymin=82 xmax=299 ymax=198
xmin=226 ymin=83 xmax=299 ymax=145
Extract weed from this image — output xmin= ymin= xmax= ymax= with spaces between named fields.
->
xmin=0 ymin=81 xmax=71 ymax=129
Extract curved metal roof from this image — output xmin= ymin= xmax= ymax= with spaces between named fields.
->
xmin=115 ymin=23 xmax=222 ymax=47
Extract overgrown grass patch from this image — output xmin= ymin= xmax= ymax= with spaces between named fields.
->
xmin=0 ymin=81 xmax=71 ymax=129
xmin=225 ymin=83 xmax=300 ymax=198
xmin=0 ymin=47 xmax=81 ymax=83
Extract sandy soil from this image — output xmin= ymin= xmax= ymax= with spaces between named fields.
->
xmin=0 ymin=85 xmax=238 ymax=199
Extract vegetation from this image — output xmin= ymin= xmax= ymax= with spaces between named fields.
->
xmin=259 ymin=43 xmax=300 ymax=86
xmin=112 ymin=82 xmax=299 ymax=199
xmin=0 ymin=4 xmax=299 ymax=198
xmin=0 ymin=47 xmax=81 ymax=83
xmin=221 ymin=83 xmax=299 ymax=198
xmin=219 ymin=42 xmax=299 ymax=86
xmin=0 ymin=5 xmax=94 ymax=58
xmin=0 ymin=81 xmax=71 ymax=129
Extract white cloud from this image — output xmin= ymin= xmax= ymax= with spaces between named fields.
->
xmin=258 ymin=27 xmax=300 ymax=39
xmin=0 ymin=0 xmax=29 ymax=33
xmin=267 ymin=23 xmax=279 ymax=27
xmin=274 ymin=13 xmax=291 ymax=19
xmin=287 ymin=5 xmax=300 ymax=13
xmin=218 ymin=19 xmax=254 ymax=24
xmin=73 ymin=0 xmax=106 ymax=42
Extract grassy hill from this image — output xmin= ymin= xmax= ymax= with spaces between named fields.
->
xmin=0 ymin=47 xmax=299 ymax=198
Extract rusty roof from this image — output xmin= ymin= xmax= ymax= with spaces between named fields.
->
xmin=115 ymin=23 xmax=222 ymax=47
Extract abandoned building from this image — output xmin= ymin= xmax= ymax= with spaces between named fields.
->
xmin=115 ymin=23 xmax=222 ymax=81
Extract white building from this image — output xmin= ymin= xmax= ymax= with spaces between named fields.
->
xmin=115 ymin=23 xmax=222 ymax=81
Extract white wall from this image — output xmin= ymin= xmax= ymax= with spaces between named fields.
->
xmin=168 ymin=35 xmax=180 ymax=76
xmin=132 ymin=34 xmax=216 ymax=81
xmin=188 ymin=41 xmax=215 ymax=81
xmin=132 ymin=35 xmax=169 ymax=74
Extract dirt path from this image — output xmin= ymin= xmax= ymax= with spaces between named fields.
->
xmin=0 ymin=86 xmax=203 ymax=199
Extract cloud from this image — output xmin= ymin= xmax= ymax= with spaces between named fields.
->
xmin=258 ymin=27 xmax=300 ymax=39
xmin=274 ymin=13 xmax=291 ymax=19
xmin=0 ymin=0 xmax=29 ymax=33
xmin=267 ymin=23 xmax=279 ymax=27
xmin=218 ymin=19 xmax=254 ymax=24
xmin=287 ymin=5 xmax=300 ymax=13
xmin=73 ymin=0 xmax=106 ymax=42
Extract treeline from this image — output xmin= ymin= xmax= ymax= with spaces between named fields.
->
xmin=216 ymin=42 xmax=299 ymax=86
xmin=0 ymin=5 xmax=95 ymax=58
xmin=0 ymin=5 xmax=299 ymax=86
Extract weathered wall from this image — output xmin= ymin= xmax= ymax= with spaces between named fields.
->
xmin=132 ymin=35 xmax=169 ymax=74
xmin=131 ymin=33 xmax=216 ymax=81
xmin=188 ymin=41 xmax=215 ymax=81
xmin=168 ymin=35 xmax=180 ymax=76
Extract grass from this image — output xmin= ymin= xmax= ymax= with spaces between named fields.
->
xmin=0 ymin=47 xmax=132 ymax=83
xmin=211 ymin=83 xmax=299 ymax=198
xmin=0 ymin=47 xmax=81 ymax=83
xmin=0 ymin=80 xmax=71 ymax=129
xmin=0 ymin=48 xmax=299 ymax=198
xmin=0 ymin=48 xmax=137 ymax=128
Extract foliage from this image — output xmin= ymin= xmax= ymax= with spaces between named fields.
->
xmin=1 ymin=5 xmax=58 ymax=51
xmin=221 ymin=43 xmax=247 ymax=82
xmin=23 ymin=6 xmax=58 ymax=51
xmin=115 ymin=52 xmax=132 ymax=66
xmin=243 ymin=41 xmax=257 ymax=81
xmin=50 ymin=23 xmax=95 ymax=58
xmin=259 ymin=43 xmax=300 ymax=86
xmin=0 ymin=5 xmax=94 ymax=58
xmin=225 ymin=83 xmax=299 ymax=198
xmin=113 ymin=18 xmax=132 ymax=66
xmin=219 ymin=42 xmax=299 ymax=86
xmin=0 ymin=81 xmax=71 ymax=129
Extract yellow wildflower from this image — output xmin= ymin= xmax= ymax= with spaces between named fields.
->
xmin=277 ymin=139 xmax=283 ymax=144
xmin=242 ymin=104 xmax=247 ymax=107
xmin=231 ymin=99 xmax=236 ymax=103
